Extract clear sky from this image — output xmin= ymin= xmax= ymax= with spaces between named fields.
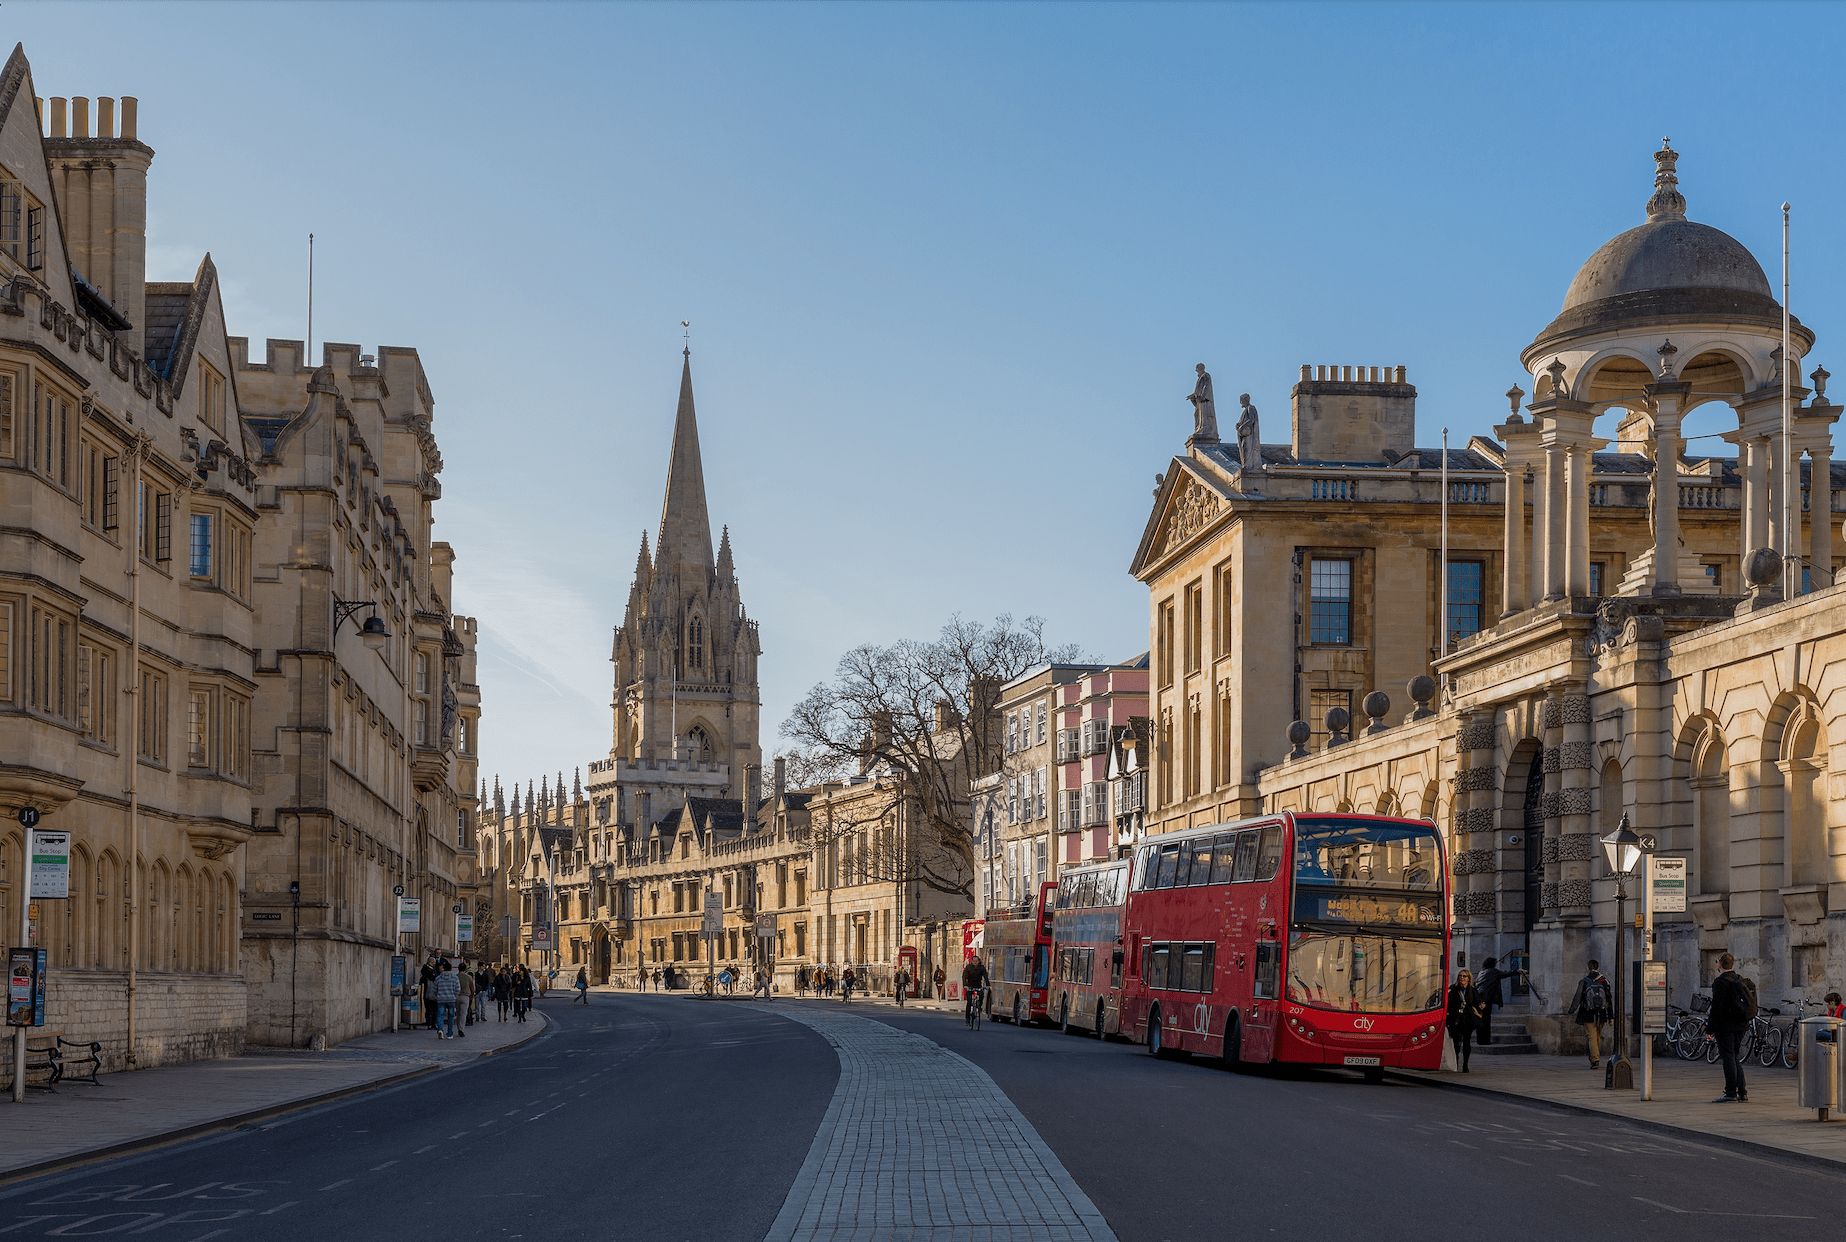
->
xmin=11 ymin=2 xmax=1846 ymax=791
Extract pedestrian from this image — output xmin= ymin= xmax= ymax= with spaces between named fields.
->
xmin=754 ymin=969 xmax=771 ymax=998
xmin=1566 ymin=959 xmax=1613 ymax=1069
xmin=573 ymin=966 xmax=591 ymax=1005
xmin=513 ymin=967 xmax=534 ymax=1023
xmin=1473 ymin=956 xmax=1514 ymax=1046
xmin=841 ymin=966 xmax=856 ymax=1003
xmin=536 ymin=969 xmax=549 ymax=998
xmin=1826 ymin=991 xmax=1844 ymax=1019
xmin=419 ymin=956 xmax=438 ymax=1030
xmin=459 ymin=962 xmax=477 ymax=1032
xmin=796 ymin=964 xmax=809 ymax=995
xmin=894 ymin=965 xmax=910 ymax=1007
xmin=495 ymin=967 xmax=512 ymax=1021
xmin=933 ymin=966 xmax=946 ymax=1000
xmin=433 ymin=961 xmax=461 ymax=1039
xmin=1446 ymin=969 xmax=1484 ymax=1072
xmin=1706 ymin=952 xmax=1756 ymax=1103
xmin=652 ymin=968 xmax=663 ymax=992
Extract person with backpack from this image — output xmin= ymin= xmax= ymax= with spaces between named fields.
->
xmin=1706 ymin=952 xmax=1755 ymax=1103
xmin=1567 ymin=959 xmax=1613 ymax=1068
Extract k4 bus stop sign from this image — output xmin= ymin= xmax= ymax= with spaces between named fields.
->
xmin=1650 ymin=856 xmax=1687 ymax=914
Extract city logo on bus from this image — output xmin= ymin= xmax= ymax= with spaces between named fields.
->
xmin=1352 ymin=1017 xmax=1375 ymax=1031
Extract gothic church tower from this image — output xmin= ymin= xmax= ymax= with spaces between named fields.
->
xmin=594 ymin=350 xmax=762 ymax=828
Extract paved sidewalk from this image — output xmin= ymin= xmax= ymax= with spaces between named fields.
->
xmin=1397 ymin=1047 xmax=1846 ymax=1168
xmin=0 ymin=1009 xmax=547 ymax=1181
xmin=749 ymin=1000 xmax=1116 ymax=1242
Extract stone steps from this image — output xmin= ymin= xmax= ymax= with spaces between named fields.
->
xmin=1474 ymin=1022 xmax=1538 ymax=1054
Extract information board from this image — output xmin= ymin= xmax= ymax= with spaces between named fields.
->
xmin=702 ymin=892 xmax=723 ymax=940
xmin=28 ymin=831 xmax=68 ymax=899
xmin=1651 ymin=856 xmax=1687 ymax=914
xmin=1640 ymin=959 xmax=1668 ymax=1034
xmin=398 ymin=897 xmax=421 ymax=933
xmin=390 ymin=954 xmax=406 ymax=997
xmin=457 ymin=914 xmax=474 ymax=942
xmin=756 ymin=912 xmax=777 ymax=941
xmin=6 ymin=949 xmax=36 ymax=1027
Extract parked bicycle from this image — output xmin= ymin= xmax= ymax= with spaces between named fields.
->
xmin=1777 ymin=997 xmax=1818 ymax=1069
xmin=1666 ymin=1004 xmax=1705 ymax=1060
xmin=1743 ymin=1006 xmax=1784 ymax=1067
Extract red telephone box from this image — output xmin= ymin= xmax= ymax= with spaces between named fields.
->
xmin=897 ymin=946 xmax=920 ymax=997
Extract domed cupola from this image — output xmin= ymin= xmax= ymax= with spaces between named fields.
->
xmin=1527 ymin=140 xmax=1804 ymax=357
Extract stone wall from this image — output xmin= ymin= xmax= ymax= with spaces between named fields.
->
xmin=29 ymin=970 xmax=247 ymax=1075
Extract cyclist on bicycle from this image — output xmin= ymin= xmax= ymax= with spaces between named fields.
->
xmin=962 ymin=956 xmax=989 ymax=1027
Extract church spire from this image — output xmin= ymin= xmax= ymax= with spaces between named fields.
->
xmin=717 ymin=524 xmax=734 ymax=579
xmin=655 ymin=349 xmax=715 ymax=582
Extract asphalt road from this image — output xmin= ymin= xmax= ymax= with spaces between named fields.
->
xmin=0 ymin=995 xmax=1840 ymax=1242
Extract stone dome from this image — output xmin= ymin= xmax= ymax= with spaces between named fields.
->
xmin=1561 ymin=217 xmax=1771 ymax=311
xmin=1527 ymin=141 xmax=1801 ymax=356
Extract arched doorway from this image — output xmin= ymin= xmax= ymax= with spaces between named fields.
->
xmin=591 ymin=923 xmax=611 ymax=985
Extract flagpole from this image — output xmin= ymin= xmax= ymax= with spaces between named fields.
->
xmin=1440 ymin=428 xmax=1450 ymax=663
xmin=1783 ymin=202 xmax=1794 ymax=597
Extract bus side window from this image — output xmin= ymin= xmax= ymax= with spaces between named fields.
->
xmin=1078 ymin=872 xmax=1097 ymax=907
xmin=1232 ymin=830 xmax=1261 ymax=881
xmin=1208 ymin=832 xmax=1238 ymax=884
xmin=1172 ymin=842 xmax=1194 ymax=887
xmin=1255 ymin=826 xmax=1285 ymax=881
xmin=1200 ymin=942 xmax=1215 ymax=993
xmin=1253 ymin=942 xmax=1279 ymax=999
xmin=1148 ymin=944 xmax=1171 ymax=990
xmin=1034 ymin=946 xmax=1050 ymax=989
xmin=1181 ymin=943 xmax=1206 ymax=992
xmin=1187 ymin=836 xmax=1214 ymax=886
xmin=1136 ymin=846 xmax=1155 ymax=890
xmin=1156 ymin=844 xmax=1181 ymax=888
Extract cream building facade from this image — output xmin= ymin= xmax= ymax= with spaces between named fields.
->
xmin=1138 ymin=141 xmax=1846 ymax=1051
xmin=0 ymin=43 xmax=483 ymax=1070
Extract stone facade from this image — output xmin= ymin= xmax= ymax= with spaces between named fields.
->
xmin=1161 ymin=142 xmax=1846 ymax=1051
xmin=0 ymin=45 xmax=482 ymax=1071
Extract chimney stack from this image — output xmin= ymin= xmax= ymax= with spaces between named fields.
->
xmin=773 ymin=756 xmax=787 ymax=803
xmin=43 ymin=91 xmax=152 ymax=336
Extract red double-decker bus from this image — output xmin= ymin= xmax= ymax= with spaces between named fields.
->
xmin=1121 ymin=812 xmax=1447 ymax=1079
xmin=1049 ymin=859 xmax=1129 ymax=1037
xmin=979 ymin=881 xmax=1056 ymax=1025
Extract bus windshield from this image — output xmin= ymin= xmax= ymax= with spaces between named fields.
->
xmin=1286 ymin=932 xmax=1445 ymax=1014
xmin=1292 ymin=817 xmax=1439 ymax=892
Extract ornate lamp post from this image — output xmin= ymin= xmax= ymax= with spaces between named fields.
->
xmin=1601 ymin=814 xmax=1643 ymax=1089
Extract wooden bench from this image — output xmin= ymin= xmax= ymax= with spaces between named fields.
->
xmin=56 ymin=1036 xmax=101 ymax=1085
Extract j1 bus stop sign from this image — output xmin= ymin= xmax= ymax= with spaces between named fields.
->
xmin=16 ymin=808 xmax=38 ymax=829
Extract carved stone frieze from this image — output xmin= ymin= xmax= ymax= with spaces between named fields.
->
xmin=1557 ymin=788 xmax=1593 ymax=816
xmin=1543 ymin=746 xmax=1561 ymax=773
xmin=1542 ymin=881 xmax=1560 ymax=910
xmin=1557 ymin=879 xmax=1593 ymax=907
xmin=1457 ymin=764 xmax=1497 ymax=791
xmin=1156 ymin=477 xmax=1223 ymax=559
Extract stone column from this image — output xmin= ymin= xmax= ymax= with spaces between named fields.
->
xmin=1530 ymin=458 xmax=1549 ymax=606
xmin=1646 ymin=381 xmax=1689 ymax=596
xmin=1498 ymin=419 xmax=1543 ymax=617
xmin=1555 ymin=687 xmax=1595 ymax=923
xmin=1737 ymin=437 xmax=1760 ymax=561
xmin=1543 ymin=443 xmax=1567 ymax=600
xmin=1567 ymin=444 xmax=1591 ymax=597
xmin=1799 ymin=404 xmax=1838 ymax=590
xmin=1455 ymin=711 xmax=1499 ymax=940
xmin=1540 ymin=687 xmax=1565 ymax=921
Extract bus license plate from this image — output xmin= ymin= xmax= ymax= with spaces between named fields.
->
xmin=1343 ymin=1056 xmax=1381 ymax=1067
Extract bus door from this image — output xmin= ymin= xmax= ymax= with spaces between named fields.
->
xmin=1244 ymin=938 xmax=1280 ymax=1062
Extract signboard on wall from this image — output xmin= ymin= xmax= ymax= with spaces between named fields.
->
xmin=756 ymin=913 xmax=776 ymax=941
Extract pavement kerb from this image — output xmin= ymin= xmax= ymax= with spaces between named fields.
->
xmin=1382 ymin=1067 xmax=1846 ymax=1175
xmin=0 ymin=1012 xmax=550 ymax=1188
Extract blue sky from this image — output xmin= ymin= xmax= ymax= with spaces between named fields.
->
xmin=12 ymin=2 xmax=1846 ymax=789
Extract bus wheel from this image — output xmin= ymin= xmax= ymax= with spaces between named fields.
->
xmin=1059 ymin=996 xmax=1072 ymax=1034
xmin=1012 ymin=994 xmax=1024 ymax=1025
xmin=1094 ymin=999 xmax=1106 ymax=1040
xmin=1222 ymin=1016 xmax=1243 ymax=1071
xmin=1148 ymin=1008 xmax=1176 ymax=1059
xmin=1363 ymin=1067 xmax=1385 ymax=1085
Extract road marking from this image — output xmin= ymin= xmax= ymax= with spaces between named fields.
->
xmin=1559 ymin=1175 xmax=1597 ymax=1187
xmin=1448 ymin=1140 xmax=1478 ymax=1149
xmin=1633 ymin=1197 xmax=1813 ymax=1219
xmin=370 ymin=1162 xmax=397 ymax=1171
xmin=261 ymin=1202 xmax=301 ymax=1215
xmin=414 ymin=1146 xmax=436 ymax=1154
xmin=477 ymin=1121 xmax=494 ymax=1127
xmin=449 ymin=1133 xmax=470 ymax=1140
xmin=316 ymin=1181 xmax=351 ymax=1192
xmin=1500 ymin=1157 xmax=1531 ymax=1166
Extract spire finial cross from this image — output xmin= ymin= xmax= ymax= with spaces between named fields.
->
xmin=681 ymin=320 xmax=690 ymax=357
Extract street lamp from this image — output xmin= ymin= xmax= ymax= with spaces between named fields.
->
xmin=1601 ymin=814 xmax=1643 ymax=1089
xmin=333 ymin=597 xmax=389 ymax=650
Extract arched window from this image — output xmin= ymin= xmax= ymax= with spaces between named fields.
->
xmin=1784 ymin=715 xmax=1827 ymax=887
xmin=688 ymin=616 xmax=704 ymax=670
xmin=1692 ymin=727 xmax=1728 ymax=895
xmin=688 ymin=726 xmax=711 ymax=759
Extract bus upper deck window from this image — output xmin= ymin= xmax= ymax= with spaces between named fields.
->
xmin=1232 ymin=830 xmax=1261 ymax=882
xmin=1187 ymin=836 xmax=1214 ymax=886
xmin=1255 ymin=826 xmax=1284 ymax=881
xmin=1155 ymin=844 xmax=1181 ymax=888
xmin=1208 ymin=832 xmax=1237 ymax=884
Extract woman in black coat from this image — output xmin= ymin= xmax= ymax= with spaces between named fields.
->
xmin=1446 ymin=970 xmax=1485 ymax=1072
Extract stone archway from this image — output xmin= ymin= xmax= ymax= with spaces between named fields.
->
xmin=591 ymin=923 xmax=611 ymax=984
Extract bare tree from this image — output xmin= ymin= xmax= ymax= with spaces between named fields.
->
xmin=781 ymin=614 xmax=1087 ymax=899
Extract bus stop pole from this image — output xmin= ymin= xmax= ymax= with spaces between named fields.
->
xmin=13 ymin=831 xmax=32 ymax=1102
xmin=1641 ymin=854 xmax=1654 ymax=1101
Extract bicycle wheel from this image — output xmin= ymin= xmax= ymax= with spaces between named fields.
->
xmin=1674 ymin=1017 xmax=1704 ymax=1061
xmin=1704 ymin=1033 xmax=1721 ymax=1063
xmin=1784 ymin=1026 xmax=1799 ymax=1069
xmin=1758 ymin=1025 xmax=1783 ymax=1067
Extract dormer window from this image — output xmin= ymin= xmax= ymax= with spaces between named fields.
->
xmin=198 ymin=362 xmax=226 ymax=435
xmin=0 ymin=170 xmax=44 ymax=271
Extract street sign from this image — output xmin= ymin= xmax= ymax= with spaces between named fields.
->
xmin=28 ymin=831 xmax=68 ymax=899
xmin=457 ymin=913 xmax=474 ymax=942
xmin=756 ymin=912 xmax=777 ymax=941
xmin=1637 ymin=832 xmax=1658 ymax=853
xmin=1640 ymin=959 xmax=1668 ymax=1034
xmin=16 ymin=807 xmax=39 ymax=828
xmin=535 ymin=927 xmax=549 ymax=944
xmin=398 ymin=897 xmax=421 ymax=933
xmin=393 ymin=885 xmax=405 ymax=897
xmin=703 ymin=892 xmax=723 ymax=940
xmin=1651 ymin=856 xmax=1687 ymax=914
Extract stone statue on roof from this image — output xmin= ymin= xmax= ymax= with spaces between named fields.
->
xmin=1187 ymin=364 xmax=1219 ymax=443
xmin=1237 ymin=394 xmax=1262 ymax=474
